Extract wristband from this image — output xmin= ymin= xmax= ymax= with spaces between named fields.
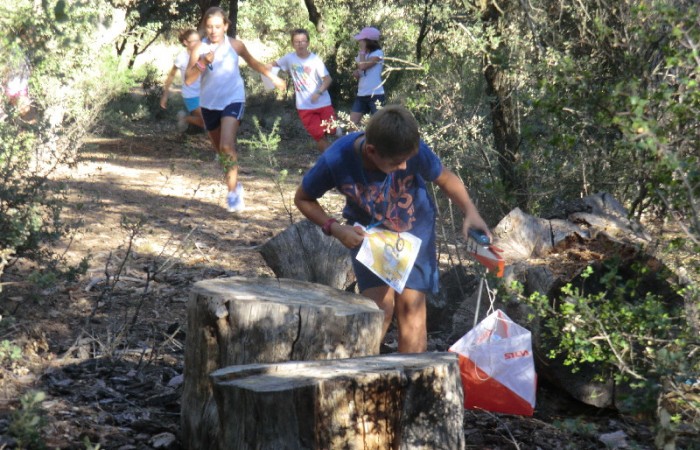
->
xmin=321 ymin=218 xmax=337 ymax=236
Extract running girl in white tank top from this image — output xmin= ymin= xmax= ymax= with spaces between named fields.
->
xmin=185 ymin=6 xmax=285 ymax=213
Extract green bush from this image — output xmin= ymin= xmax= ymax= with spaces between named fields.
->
xmin=0 ymin=0 xmax=122 ymax=288
xmin=8 ymin=390 xmax=47 ymax=449
xmin=512 ymin=260 xmax=698 ymax=434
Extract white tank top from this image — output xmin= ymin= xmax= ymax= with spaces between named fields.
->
xmin=199 ymin=37 xmax=245 ymax=109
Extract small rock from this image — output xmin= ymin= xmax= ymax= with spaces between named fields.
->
xmin=150 ymin=432 xmax=177 ymax=449
xmin=599 ymin=430 xmax=628 ymax=448
xmin=167 ymin=374 xmax=184 ymax=388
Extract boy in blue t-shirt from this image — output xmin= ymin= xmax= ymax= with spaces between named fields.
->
xmin=295 ymin=104 xmax=491 ymax=353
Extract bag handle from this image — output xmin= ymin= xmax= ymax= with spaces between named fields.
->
xmin=473 ymin=277 xmax=497 ymax=328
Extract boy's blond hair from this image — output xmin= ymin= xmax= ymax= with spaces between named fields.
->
xmin=365 ymin=105 xmax=420 ymax=158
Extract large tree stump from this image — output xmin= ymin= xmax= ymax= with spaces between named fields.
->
xmin=211 ymin=353 xmax=465 ymax=450
xmin=259 ymin=219 xmax=355 ymax=290
xmin=181 ymin=277 xmax=384 ymax=450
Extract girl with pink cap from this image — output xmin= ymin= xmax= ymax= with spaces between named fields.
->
xmin=351 ymin=27 xmax=386 ymax=128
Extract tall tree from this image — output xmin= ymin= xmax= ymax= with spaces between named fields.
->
xmin=471 ymin=0 xmax=528 ymax=209
xmin=110 ymin=0 xmax=197 ymax=68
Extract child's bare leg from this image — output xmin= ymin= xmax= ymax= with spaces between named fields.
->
xmin=187 ymin=107 xmax=205 ymax=129
xmin=207 ymin=127 xmax=221 ymax=152
xmin=362 ymin=285 xmax=395 ymax=337
xmin=394 ymin=288 xmax=427 ymax=353
xmin=219 ymin=116 xmax=240 ymax=191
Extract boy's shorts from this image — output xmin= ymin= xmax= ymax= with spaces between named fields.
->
xmin=183 ymin=96 xmax=200 ymax=113
xmin=351 ymin=94 xmax=385 ymax=116
xmin=297 ymin=105 xmax=337 ymax=141
xmin=201 ymin=102 xmax=245 ymax=131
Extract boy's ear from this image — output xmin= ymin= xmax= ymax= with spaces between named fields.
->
xmin=364 ymin=143 xmax=377 ymax=156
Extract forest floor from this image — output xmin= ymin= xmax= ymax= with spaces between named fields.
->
xmin=0 ymin=98 xmax=678 ymax=449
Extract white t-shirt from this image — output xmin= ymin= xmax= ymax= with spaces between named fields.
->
xmin=199 ymin=37 xmax=246 ymax=110
xmin=356 ymin=49 xmax=384 ymax=96
xmin=175 ymin=50 xmax=200 ymax=99
xmin=276 ymin=52 xmax=331 ymax=110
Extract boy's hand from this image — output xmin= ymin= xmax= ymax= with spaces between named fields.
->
xmin=333 ymin=224 xmax=366 ymax=249
xmin=462 ymin=216 xmax=492 ymax=244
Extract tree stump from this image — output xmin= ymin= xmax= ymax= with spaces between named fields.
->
xmin=211 ymin=353 xmax=465 ymax=450
xmin=181 ymin=277 xmax=384 ymax=450
xmin=259 ymin=219 xmax=355 ymax=290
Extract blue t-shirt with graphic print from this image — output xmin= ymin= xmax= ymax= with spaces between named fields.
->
xmin=301 ymin=131 xmax=443 ymax=293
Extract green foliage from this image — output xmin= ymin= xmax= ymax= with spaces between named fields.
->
xmin=98 ymin=58 xmax=166 ymax=135
xmin=139 ymin=62 xmax=166 ymax=116
xmin=0 ymin=339 xmax=22 ymax=366
xmin=109 ymin=0 xmax=198 ymax=68
xmin=240 ymin=116 xmax=296 ymax=222
xmin=513 ymin=259 xmax=697 ymax=421
xmin=8 ymin=390 xmax=47 ymax=449
xmin=552 ymin=418 xmax=598 ymax=439
xmin=609 ymin=4 xmax=700 ymax=245
xmin=238 ymin=0 xmax=308 ymax=42
xmin=0 ymin=0 xmax=121 ymax=289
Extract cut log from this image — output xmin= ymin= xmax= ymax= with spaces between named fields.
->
xmin=259 ymin=219 xmax=355 ymax=290
xmin=181 ymin=276 xmax=384 ymax=450
xmin=211 ymin=353 xmax=465 ymax=450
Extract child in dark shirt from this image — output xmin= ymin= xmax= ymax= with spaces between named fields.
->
xmin=295 ymin=105 xmax=491 ymax=352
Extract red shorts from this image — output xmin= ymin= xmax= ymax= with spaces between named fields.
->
xmin=297 ymin=105 xmax=337 ymax=141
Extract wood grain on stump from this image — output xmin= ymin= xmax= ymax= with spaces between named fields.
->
xmin=181 ymin=276 xmax=384 ymax=450
xmin=211 ymin=353 xmax=466 ymax=450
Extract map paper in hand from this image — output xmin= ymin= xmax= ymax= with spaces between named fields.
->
xmin=355 ymin=224 xmax=421 ymax=293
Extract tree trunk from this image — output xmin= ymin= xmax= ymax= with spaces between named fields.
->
xmin=480 ymin=1 xmax=528 ymax=210
xmin=181 ymin=276 xmax=384 ymax=450
xmin=227 ymin=0 xmax=238 ymax=37
xmin=211 ymin=353 xmax=466 ymax=450
xmin=259 ymin=219 xmax=355 ymax=290
xmin=303 ymin=0 xmax=324 ymax=33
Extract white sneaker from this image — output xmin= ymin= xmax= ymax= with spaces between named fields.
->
xmin=176 ymin=110 xmax=188 ymax=133
xmin=226 ymin=183 xmax=246 ymax=213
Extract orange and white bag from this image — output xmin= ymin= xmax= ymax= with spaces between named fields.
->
xmin=449 ymin=309 xmax=536 ymax=415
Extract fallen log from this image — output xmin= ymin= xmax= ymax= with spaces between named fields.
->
xmin=181 ymin=276 xmax=384 ymax=450
xmin=211 ymin=353 xmax=465 ymax=450
xmin=447 ymin=193 xmax=686 ymax=408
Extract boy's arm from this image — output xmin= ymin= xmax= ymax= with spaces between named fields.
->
xmin=311 ymin=74 xmax=331 ymax=102
xmin=294 ymin=186 xmax=365 ymax=249
xmin=433 ymin=168 xmax=492 ymax=241
xmin=160 ymin=65 xmax=179 ymax=109
xmin=316 ymin=74 xmax=331 ymax=94
xmin=233 ymin=39 xmax=286 ymax=91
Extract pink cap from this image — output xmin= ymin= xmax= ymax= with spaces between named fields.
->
xmin=353 ymin=27 xmax=380 ymax=41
